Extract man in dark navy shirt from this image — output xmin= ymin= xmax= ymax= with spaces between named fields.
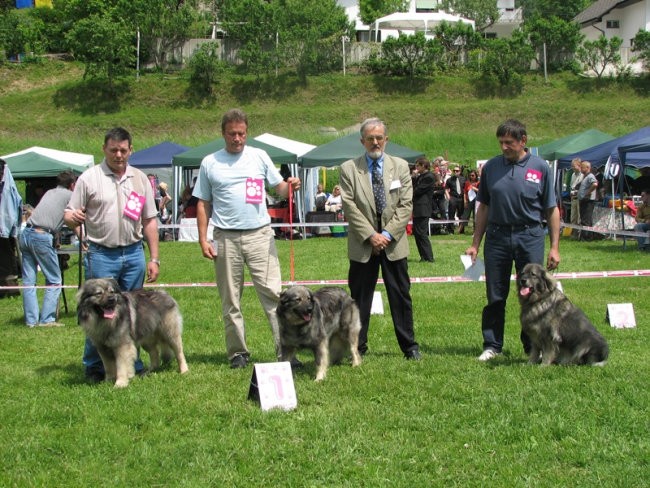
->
xmin=465 ymin=119 xmax=561 ymax=361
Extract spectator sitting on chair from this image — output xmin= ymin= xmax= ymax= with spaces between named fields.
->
xmin=19 ymin=170 xmax=77 ymax=328
xmin=325 ymin=185 xmax=343 ymax=213
xmin=634 ymin=189 xmax=650 ymax=251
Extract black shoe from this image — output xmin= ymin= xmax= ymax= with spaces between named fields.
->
xmin=358 ymin=346 xmax=368 ymax=357
xmin=420 ymin=258 xmax=435 ymax=263
xmin=85 ymin=369 xmax=105 ymax=383
xmin=230 ymin=354 xmax=249 ymax=369
xmin=404 ymin=349 xmax=422 ymax=361
xmin=289 ymin=357 xmax=304 ymax=369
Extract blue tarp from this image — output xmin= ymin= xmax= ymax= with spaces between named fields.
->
xmin=129 ymin=141 xmax=189 ymax=168
xmin=16 ymin=0 xmax=33 ymax=8
xmin=557 ymin=126 xmax=650 ymax=169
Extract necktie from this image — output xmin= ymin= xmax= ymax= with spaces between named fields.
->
xmin=455 ymin=177 xmax=461 ymax=196
xmin=372 ymin=160 xmax=386 ymax=214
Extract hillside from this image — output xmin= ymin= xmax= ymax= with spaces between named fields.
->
xmin=1 ymin=60 xmax=648 ymax=163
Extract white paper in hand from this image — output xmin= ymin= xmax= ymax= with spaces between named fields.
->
xmin=461 ymin=255 xmax=484 ymax=281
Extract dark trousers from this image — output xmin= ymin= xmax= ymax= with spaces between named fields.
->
xmin=447 ymin=196 xmax=464 ymax=232
xmin=412 ymin=216 xmax=433 ymax=261
xmin=579 ymin=199 xmax=596 ymax=241
xmin=481 ymin=224 xmax=545 ymax=353
xmin=348 ymin=254 xmax=418 ymax=355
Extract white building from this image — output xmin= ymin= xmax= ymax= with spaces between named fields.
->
xmin=574 ymin=0 xmax=650 ymax=72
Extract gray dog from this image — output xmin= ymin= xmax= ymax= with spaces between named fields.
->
xmin=517 ymin=263 xmax=609 ymax=366
xmin=277 ymin=286 xmax=362 ymax=381
xmin=77 ymin=278 xmax=189 ymax=387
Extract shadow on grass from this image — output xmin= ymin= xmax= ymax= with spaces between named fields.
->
xmin=370 ymin=75 xmax=432 ymax=94
xmin=53 ymin=79 xmax=131 ymax=115
xmin=565 ymin=76 xmax=650 ymax=97
xmin=229 ymin=73 xmax=306 ymax=104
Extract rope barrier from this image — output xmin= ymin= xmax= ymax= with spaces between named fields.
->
xmin=3 ymin=269 xmax=648 ymax=291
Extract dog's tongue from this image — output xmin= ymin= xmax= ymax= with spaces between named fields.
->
xmin=103 ymin=308 xmax=116 ymax=319
xmin=520 ymin=287 xmax=531 ymax=297
xmin=302 ymin=312 xmax=312 ymax=322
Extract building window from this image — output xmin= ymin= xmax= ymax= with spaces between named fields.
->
xmin=606 ymin=20 xmax=620 ymax=29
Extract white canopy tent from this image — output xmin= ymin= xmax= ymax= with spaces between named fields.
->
xmin=2 ymin=146 xmax=94 ymax=171
xmin=253 ymin=133 xmax=317 ymax=232
xmin=374 ymin=11 xmax=475 ymax=38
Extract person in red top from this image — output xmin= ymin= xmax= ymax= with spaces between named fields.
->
xmin=460 ymin=169 xmax=480 ymax=234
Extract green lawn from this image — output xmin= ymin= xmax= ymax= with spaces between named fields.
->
xmin=1 ymin=233 xmax=648 ymax=487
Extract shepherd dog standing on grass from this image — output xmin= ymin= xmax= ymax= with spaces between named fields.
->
xmin=277 ymin=285 xmax=362 ymax=381
xmin=77 ymin=278 xmax=189 ymax=388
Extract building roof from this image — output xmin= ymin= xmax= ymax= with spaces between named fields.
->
xmin=573 ymin=0 xmax=635 ymax=25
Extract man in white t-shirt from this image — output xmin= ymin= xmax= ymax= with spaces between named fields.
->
xmin=193 ymin=109 xmax=300 ymax=369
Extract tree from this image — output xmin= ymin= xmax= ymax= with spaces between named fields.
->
xmin=440 ymin=0 xmax=500 ymax=32
xmin=218 ymin=0 xmax=352 ymax=79
xmin=217 ymin=0 xmax=277 ymax=77
xmin=576 ymin=35 xmax=623 ymax=78
xmin=522 ymin=16 xmax=583 ymax=72
xmin=128 ymin=0 xmax=203 ymax=72
xmin=518 ymin=0 xmax=595 ymax=22
xmin=477 ymin=33 xmax=535 ymax=94
xmin=632 ymin=30 xmax=650 ymax=71
xmin=275 ymin=0 xmax=352 ymax=78
xmin=358 ymin=0 xmax=409 ymax=26
xmin=433 ymin=20 xmax=483 ymax=69
xmin=65 ymin=14 xmax=134 ymax=86
xmin=367 ymin=32 xmax=441 ymax=82
xmin=188 ymin=41 xmax=225 ymax=96
xmin=0 ymin=8 xmax=47 ymax=60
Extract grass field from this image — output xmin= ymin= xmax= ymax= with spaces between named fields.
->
xmin=1 ymin=232 xmax=648 ymax=487
xmin=1 ymin=62 xmax=649 ymax=486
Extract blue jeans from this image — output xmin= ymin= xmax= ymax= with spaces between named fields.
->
xmin=19 ymin=228 xmax=62 ymax=326
xmin=482 ymin=224 xmax=545 ymax=353
xmin=82 ymin=242 xmax=146 ymax=375
xmin=634 ymin=223 xmax=649 ymax=249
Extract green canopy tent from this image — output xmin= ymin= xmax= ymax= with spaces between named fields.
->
xmin=172 ymin=138 xmax=297 ymax=167
xmin=536 ymin=129 xmax=614 ymax=161
xmin=300 ymin=133 xmax=425 ymax=168
xmin=171 ymin=138 xmax=299 ymax=224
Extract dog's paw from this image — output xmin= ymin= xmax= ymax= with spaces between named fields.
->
xmin=114 ymin=379 xmax=129 ymax=388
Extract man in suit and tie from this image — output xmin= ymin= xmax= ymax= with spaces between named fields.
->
xmin=339 ymin=118 xmax=421 ymax=360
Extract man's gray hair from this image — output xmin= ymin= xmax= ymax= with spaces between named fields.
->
xmin=360 ymin=118 xmax=387 ymax=136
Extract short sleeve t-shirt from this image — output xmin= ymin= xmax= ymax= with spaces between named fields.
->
xmin=476 ymin=151 xmax=556 ymax=226
xmin=193 ymin=145 xmax=284 ymax=230
xmin=67 ymin=162 xmax=158 ymax=247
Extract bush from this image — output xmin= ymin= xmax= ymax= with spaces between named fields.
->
xmin=188 ymin=41 xmax=225 ymax=97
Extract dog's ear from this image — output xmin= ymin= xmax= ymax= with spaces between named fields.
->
xmin=542 ymin=268 xmax=556 ymax=292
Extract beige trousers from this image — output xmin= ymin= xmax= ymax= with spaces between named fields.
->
xmin=213 ymin=225 xmax=282 ymax=360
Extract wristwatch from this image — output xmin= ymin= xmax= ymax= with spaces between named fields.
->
xmin=149 ymin=259 xmax=160 ymax=266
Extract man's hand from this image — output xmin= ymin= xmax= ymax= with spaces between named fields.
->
xmin=369 ymin=232 xmax=390 ymax=255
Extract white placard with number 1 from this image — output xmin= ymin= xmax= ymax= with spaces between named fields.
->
xmin=248 ymin=362 xmax=297 ymax=411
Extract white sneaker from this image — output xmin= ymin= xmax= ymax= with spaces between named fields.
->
xmin=478 ymin=349 xmax=500 ymax=361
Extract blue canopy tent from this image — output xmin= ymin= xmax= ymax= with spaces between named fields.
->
xmin=617 ymin=136 xmax=650 ymax=168
xmin=129 ymin=141 xmax=189 ymax=223
xmin=557 ymin=126 xmax=650 ymax=169
xmin=129 ymin=141 xmax=189 ymax=168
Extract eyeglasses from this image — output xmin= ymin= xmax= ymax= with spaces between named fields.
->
xmin=454 ymin=169 xmax=460 ymax=172
xmin=364 ymin=135 xmax=385 ymax=143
